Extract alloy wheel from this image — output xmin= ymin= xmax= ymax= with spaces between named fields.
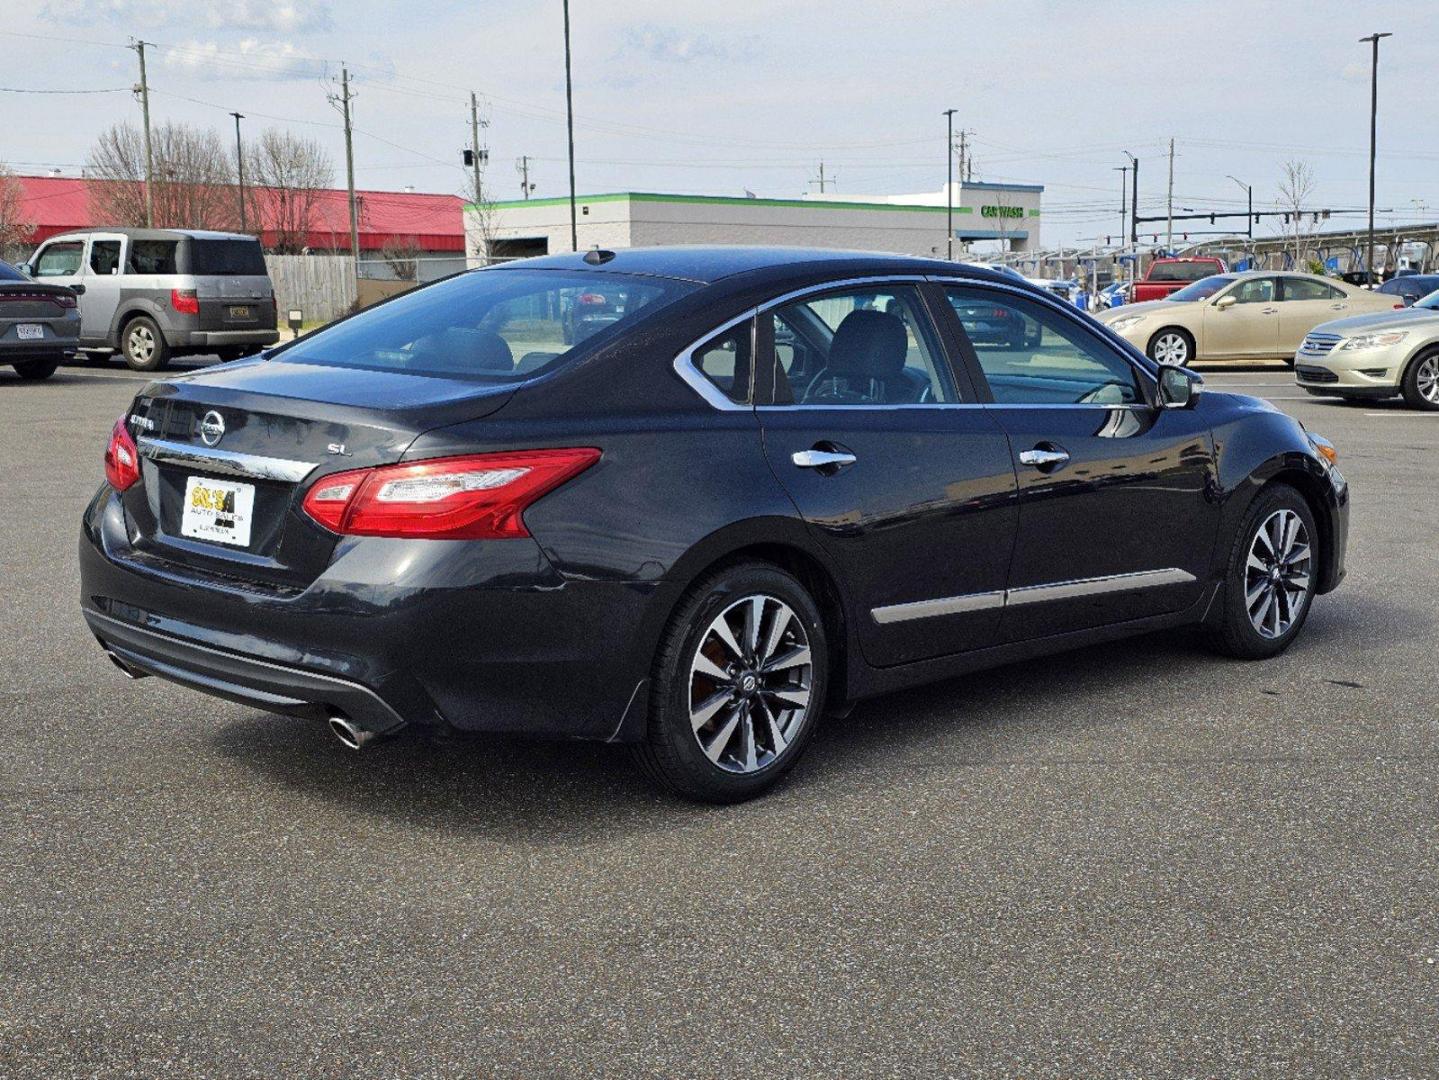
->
xmin=1244 ymin=509 xmax=1311 ymax=639
xmin=1152 ymin=332 xmax=1189 ymax=365
xmin=688 ymin=594 xmax=813 ymax=774
xmin=1417 ymin=354 xmax=1439 ymax=404
xmin=128 ymin=325 xmax=155 ymax=363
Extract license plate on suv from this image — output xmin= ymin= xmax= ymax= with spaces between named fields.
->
xmin=16 ymin=324 xmax=43 ymax=340
xmin=229 ymin=306 xmax=251 ymax=319
xmin=180 ymin=476 xmax=255 ymax=547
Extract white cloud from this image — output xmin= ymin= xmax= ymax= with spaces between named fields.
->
xmin=160 ymin=38 xmax=329 ymax=81
xmin=40 ymin=0 xmax=331 ymax=33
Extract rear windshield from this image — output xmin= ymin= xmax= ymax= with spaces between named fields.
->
xmin=0 ymin=261 xmax=24 ymax=282
xmin=1168 ymin=274 xmax=1234 ymax=301
xmin=1150 ymin=261 xmax=1219 ymax=283
xmin=276 ymin=268 xmax=697 ymax=382
xmin=187 ymin=239 xmax=267 ymax=276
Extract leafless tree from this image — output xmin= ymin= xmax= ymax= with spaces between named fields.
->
xmin=245 ymin=129 xmax=334 ymax=253
xmin=0 ymin=164 xmax=36 ymax=262
xmin=379 ymin=235 xmax=422 ymax=281
xmin=86 ymin=122 xmax=237 ymax=230
xmin=464 ymin=163 xmax=500 ymax=265
xmin=1277 ymin=159 xmax=1317 ymax=267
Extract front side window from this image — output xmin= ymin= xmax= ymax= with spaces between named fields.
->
xmin=34 ymin=241 xmax=84 ymax=278
xmin=946 ymin=287 xmax=1141 ymax=406
xmin=90 ymin=240 xmax=123 ymax=276
xmin=1281 ymin=277 xmax=1342 ymax=302
xmin=768 ymin=286 xmax=955 ymax=406
xmin=1228 ymin=277 xmax=1276 ymax=304
xmin=279 ymin=269 xmax=694 ymax=382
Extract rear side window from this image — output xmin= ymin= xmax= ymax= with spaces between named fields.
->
xmin=278 ymin=269 xmax=694 ymax=382
xmin=187 ymin=239 xmax=267 ymax=276
xmin=1281 ymin=277 xmax=1344 ymax=302
xmin=90 ymin=240 xmax=122 ymax=276
xmin=128 ymin=241 xmax=179 ymax=275
xmin=692 ymin=323 xmax=752 ymax=405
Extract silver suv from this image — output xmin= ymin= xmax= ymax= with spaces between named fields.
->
xmin=20 ymin=228 xmax=278 ymax=371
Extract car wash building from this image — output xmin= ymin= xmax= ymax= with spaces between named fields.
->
xmin=467 ymin=182 xmax=1043 ymax=263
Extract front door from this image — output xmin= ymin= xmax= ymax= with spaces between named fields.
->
xmin=1276 ymin=275 xmax=1351 ymax=355
xmin=1200 ymin=275 xmax=1279 ymax=359
xmin=756 ymin=282 xmax=1018 ymax=667
xmin=79 ymin=234 xmax=127 ymax=344
xmin=939 ymin=284 xmax=1219 ymax=642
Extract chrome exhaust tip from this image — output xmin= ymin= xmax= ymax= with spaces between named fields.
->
xmin=327 ymin=712 xmax=375 ymax=751
xmin=104 ymin=649 xmax=148 ymax=680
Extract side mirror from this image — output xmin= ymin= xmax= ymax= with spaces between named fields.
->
xmin=69 ymin=283 xmax=86 ymax=296
xmin=1157 ymin=363 xmax=1203 ymax=409
xmin=1214 ymin=294 xmax=1237 ymax=310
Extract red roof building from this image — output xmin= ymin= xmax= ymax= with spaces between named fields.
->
xmin=13 ymin=175 xmax=465 ymax=253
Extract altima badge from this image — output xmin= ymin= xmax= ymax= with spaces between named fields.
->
xmin=198 ymin=411 xmax=225 ymax=447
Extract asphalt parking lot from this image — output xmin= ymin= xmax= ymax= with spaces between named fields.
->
xmin=3 ymin=361 xmax=1436 ymax=1078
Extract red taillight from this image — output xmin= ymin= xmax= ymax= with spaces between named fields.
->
xmin=1394 ymin=302 xmax=1406 ymax=309
xmin=302 ymin=448 xmax=601 ymax=540
xmin=171 ymin=288 xmax=199 ymax=315
xmin=0 ymin=290 xmax=76 ymax=308
xmin=578 ymin=292 xmax=607 ymax=306
xmin=104 ymin=416 xmax=141 ymax=492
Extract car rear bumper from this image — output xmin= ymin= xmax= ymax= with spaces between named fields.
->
xmin=79 ymin=486 xmax=659 ymax=740
xmin=167 ymin=329 xmax=280 ymax=349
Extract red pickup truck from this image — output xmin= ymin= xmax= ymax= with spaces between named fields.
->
xmin=1131 ymin=256 xmax=1228 ymax=302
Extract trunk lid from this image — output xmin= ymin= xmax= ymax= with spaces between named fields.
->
xmin=122 ymin=357 xmax=515 ymax=590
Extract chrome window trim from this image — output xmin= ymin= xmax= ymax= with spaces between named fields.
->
xmin=137 ymin=436 xmax=317 ymax=483
xmin=871 ymin=568 xmax=1196 ymax=624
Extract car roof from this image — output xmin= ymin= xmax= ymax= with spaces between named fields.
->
xmin=496 ymin=245 xmax=1016 ymax=286
xmin=42 ymin=228 xmax=258 ymax=242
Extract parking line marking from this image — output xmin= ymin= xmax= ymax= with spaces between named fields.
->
xmin=1363 ymin=411 xmax=1439 ymax=417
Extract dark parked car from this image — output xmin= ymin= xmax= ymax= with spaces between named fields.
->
xmin=80 ymin=248 xmax=1349 ymax=802
xmin=1376 ymin=273 xmax=1439 ymax=307
xmin=1 ymin=258 xmax=79 ymax=380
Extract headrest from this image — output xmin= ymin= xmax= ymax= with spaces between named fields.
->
xmin=827 ymin=309 xmax=908 ymax=380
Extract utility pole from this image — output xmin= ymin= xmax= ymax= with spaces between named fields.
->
xmin=332 ymin=65 xmax=360 ymax=272
xmin=469 ymin=91 xmax=488 ymax=207
xmin=1165 ymin=137 xmax=1175 ymax=251
xmin=129 ymin=39 xmax=154 ymax=227
xmin=230 ymin=112 xmax=247 ymax=233
xmin=808 ymin=161 xmax=832 ymax=193
xmin=1360 ymin=32 xmax=1392 ymax=283
xmin=563 ymin=0 xmax=578 ymax=252
xmin=1113 ymin=165 xmax=1127 ymax=260
xmin=956 ymin=130 xmax=968 ymax=187
xmin=1124 ymin=151 xmax=1139 ymax=283
xmin=943 ymin=108 xmax=957 ymax=260
xmin=517 ymin=156 xmax=534 ymax=199
xmin=1227 ymin=175 xmax=1252 ymax=266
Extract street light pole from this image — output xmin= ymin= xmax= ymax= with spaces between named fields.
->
xmin=230 ymin=112 xmax=247 ymax=234
xmin=1123 ymin=152 xmax=1138 ymax=286
xmin=1360 ymin=32 xmax=1392 ymax=284
xmin=563 ymin=0 xmax=578 ymax=252
xmin=1227 ymin=175 xmax=1251 ymax=266
xmin=943 ymin=108 xmax=957 ymax=260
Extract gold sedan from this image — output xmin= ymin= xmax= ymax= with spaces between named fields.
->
xmin=1094 ymin=271 xmax=1401 ymax=365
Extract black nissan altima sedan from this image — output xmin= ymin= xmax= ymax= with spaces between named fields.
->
xmin=81 ymin=247 xmax=1349 ymax=802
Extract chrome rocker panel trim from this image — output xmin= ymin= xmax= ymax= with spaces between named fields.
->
xmin=872 ymin=568 xmax=1198 ymax=624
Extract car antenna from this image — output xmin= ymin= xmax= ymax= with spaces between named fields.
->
xmin=583 ymin=247 xmax=616 ymax=265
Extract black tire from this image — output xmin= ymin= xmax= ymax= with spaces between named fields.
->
xmin=1400 ymin=347 xmax=1439 ymax=411
xmin=120 ymin=316 xmax=169 ymax=372
xmin=11 ymin=357 xmax=60 ymax=381
xmin=1207 ymin=483 xmax=1319 ymax=660
xmin=1147 ymin=327 xmax=1194 ymax=366
xmin=633 ymin=562 xmax=828 ymax=803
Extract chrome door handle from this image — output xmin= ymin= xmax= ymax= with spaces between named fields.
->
xmin=1261 ymin=307 xmax=1278 ymax=314
xmin=1330 ymin=303 xmax=1348 ymax=310
xmin=792 ymin=449 xmax=857 ymax=469
xmin=1018 ymin=448 xmax=1069 ymax=468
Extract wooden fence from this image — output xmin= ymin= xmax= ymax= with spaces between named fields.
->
xmin=263 ymin=255 xmax=356 ymax=324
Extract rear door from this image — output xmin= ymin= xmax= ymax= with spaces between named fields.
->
xmin=937 ymin=282 xmax=1217 ymax=642
xmin=1277 ymin=276 xmax=1350 ymax=353
xmin=183 ymin=237 xmax=275 ymax=332
xmin=1201 ymin=275 xmax=1280 ymax=359
xmin=79 ymin=234 xmax=126 ymax=342
xmin=754 ymin=281 xmax=1018 ymax=667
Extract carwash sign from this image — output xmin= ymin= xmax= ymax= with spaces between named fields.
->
xmin=980 ymin=205 xmax=1024 ymax=219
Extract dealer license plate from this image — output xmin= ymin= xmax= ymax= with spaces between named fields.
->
xmin=16 ymin=324 xmax=43 ymax=340
xmin=180 ymin=476 xmax=255 ymax=547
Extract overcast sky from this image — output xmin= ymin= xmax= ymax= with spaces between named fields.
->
xmin=5 ymin=0 xmax=1438 ymax=249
